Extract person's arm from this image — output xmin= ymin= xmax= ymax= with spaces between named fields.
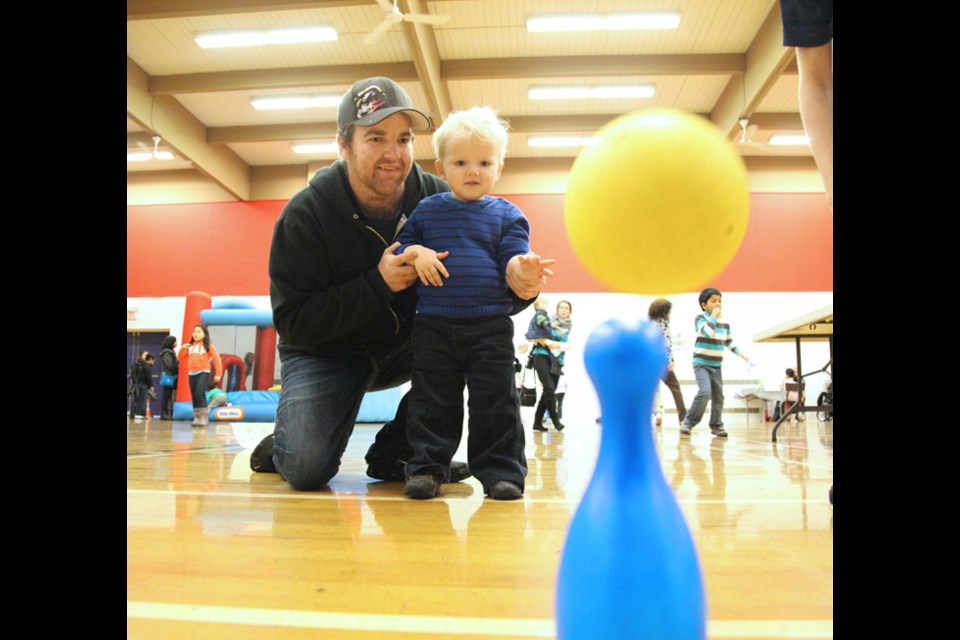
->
xmin=398 ymin=244 xmax=450 ymax=287
xmin=796 ymin=42 xmax=833 ymax=210
xmin=210 ymin=345 xmax=223 ymax=382
xmin=269 ymin=201 xmax=417 ymax=348
xmin=162 ymin=350 xmax=178 ymax=375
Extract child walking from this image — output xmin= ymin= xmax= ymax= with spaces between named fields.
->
xmin=178 ymin=323 xmax=223 ymax=426
xmin=679 ymin=288 xmax=750 ymax=438
xmin=648 ymin=298 xmax=686 ymax=427
xmin=395 ymin=106 xmax=555 ymax=500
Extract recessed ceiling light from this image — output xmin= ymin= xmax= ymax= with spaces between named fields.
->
xmin=252 ymin=95 xmax=342 ymax=110
xmin=768 ymin=134 xmax=810 ymax=146
xmin=527 ymin=13 xmax=680 ymax=33
xmin=528 ymin=136 xmax=600 ymax=148
xmin=292 ymin=142 xmax=339 ymax=154
xmin=195 ymin=26 xmax=338 ymax=49
xmin=529 ymin=85 xmax=655 ymax=100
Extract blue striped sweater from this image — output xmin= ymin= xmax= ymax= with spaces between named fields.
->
xmin=395 ymin=193 xmax=530 ymax=319
xmin=691 ymin=312 xmax=741 ymax=367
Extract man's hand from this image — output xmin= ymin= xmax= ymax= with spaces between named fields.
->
xmin=506 ymin=253 xmax=555 ymax=300
xmin=379 ymin=242 xmax=422 ymax=293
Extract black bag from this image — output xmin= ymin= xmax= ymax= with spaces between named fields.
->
xmin=518 ymin=366 xmax=537 ymax=407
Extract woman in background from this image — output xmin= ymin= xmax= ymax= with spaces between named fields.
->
xmin=158 ymin=336 xmax=179 ymax=420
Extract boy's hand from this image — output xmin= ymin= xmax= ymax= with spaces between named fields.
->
xmin=406 ymin=245 xmax=450 ymax=287
xmin=507 ymin=253 xmax=556 ymax=300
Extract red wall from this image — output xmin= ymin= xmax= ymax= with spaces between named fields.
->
xmin=127 ymin=193 xmax=831 ymax=297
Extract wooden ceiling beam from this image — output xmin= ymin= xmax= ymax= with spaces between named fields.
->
xmin=150 ymin=63 xmax=419 ymax=95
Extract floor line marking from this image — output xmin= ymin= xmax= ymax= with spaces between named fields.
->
xmin=126 ymin=488 xmax=827 ymax=506
xmin=127 ymin=601 xmax=832 ymax=638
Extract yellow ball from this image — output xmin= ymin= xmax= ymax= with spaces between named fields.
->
xmin=564 ymin=109 xmax=750 ymax=293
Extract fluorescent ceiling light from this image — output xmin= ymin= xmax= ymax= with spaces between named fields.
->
xmin=529 ymin=85 xmax=654 ymax=100
xmin=292 ymin=142 xmax=339 ymax=154
xmin=127 ymin=150 xmax=175 ymax=162
xmin=528 ymin=136 xmax=600 ymax=148
xmin=195 ymin=26 xmax=338 ymax=49
xmin=768 ymin=134 xmax=810 ymax=146
xmin=527 ymin=13 xmax=680 ymax=32
xmin=252 ymin=95 xmax=342 ymax=110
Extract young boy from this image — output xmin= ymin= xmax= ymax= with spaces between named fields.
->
xmin=395 ymin=106 xmax=555 ymax=500
xmin=679 ymin=287 xmax=750 ymax=438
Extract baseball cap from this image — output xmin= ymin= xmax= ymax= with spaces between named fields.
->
xmin=337 ymin=77 xmax=432 ymax=135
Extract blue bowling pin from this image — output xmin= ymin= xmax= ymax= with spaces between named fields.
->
xmin=556 ymin=318 xmax=706 ymax=639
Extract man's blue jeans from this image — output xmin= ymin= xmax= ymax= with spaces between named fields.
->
xmin=272 ymin=339 xmax=414 ymax=490
xmin=682 ymin=364 xmax=725 ymax=428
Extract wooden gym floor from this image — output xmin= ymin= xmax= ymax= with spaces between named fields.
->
xmin=127 ymin=411 xmax=833 ymax=639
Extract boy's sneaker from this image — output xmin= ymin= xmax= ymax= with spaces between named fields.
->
xmin=404 ymin=474 xmax=441 ymax=499
xmin=679 ymin=424 xmax=692 ymax=435
xmin=488 ymin=480 xmax=523 ymax=500
xmin=710 ymin=426 xmax=729 ymax=438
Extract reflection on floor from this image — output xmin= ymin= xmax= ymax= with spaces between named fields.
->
xmin=127 ymin=413 xmax=833 ymax=639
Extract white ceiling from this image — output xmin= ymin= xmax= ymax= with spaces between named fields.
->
xmin=126 ymin=0 xmax=806 ymax=200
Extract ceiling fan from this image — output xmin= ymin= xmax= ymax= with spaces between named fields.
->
xmin=363 ymin=0 xmax=451 ymax=45
xmin=736 ymin=117 xmax=770 ymax=149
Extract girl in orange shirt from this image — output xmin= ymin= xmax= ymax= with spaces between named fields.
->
xmin=178 ymin=323 xmax=223 ymax=426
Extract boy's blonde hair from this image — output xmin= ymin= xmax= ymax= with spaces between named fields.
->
xmin=432 ymin=106 xmax=510 ymax=163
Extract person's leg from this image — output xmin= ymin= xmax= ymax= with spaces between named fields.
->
xmin=532 ymin=354 xmax=560 ymax=431
xmin=681 ymin=365 xmax=710 ymax=432
xmin=780 ymin=0 xmax=833 ymax=209
xmin=190 ymin=373 xmax=210 ymax=408
xmin=708 ymin=367 xmax=727 ymax=437
xmin=796 ymin=42 xmax=833 ymax=209
xmin=272 ymin=353 xmax=370 ymax=491
xmin=404 ymin=316 xmax=465 ymax=487
xmin=190 ymin=372 xmax=211 ymax=425
xmin=132 ymin=385 xmax=147 ymax=417
xmin=208 ymin=394 xmax=229 ymax=408
xmin=160 ymin=385 xmax=174 ymax=419
xmin=664 ymin=369 xmax=686 ymax=424
xmin=362 ymin=337 xmax=417 ymax=473
xmin=462 ymin=317 xmax=527 ymax=496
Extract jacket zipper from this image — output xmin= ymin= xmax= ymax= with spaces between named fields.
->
xmin=364 ymin=223 xmax=401 ymax=336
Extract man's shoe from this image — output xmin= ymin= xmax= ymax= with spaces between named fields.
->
xmin=710 ymin=426 xmax=728 ymax=438
xmin=404 ymin=474 xmax=440 ymax=499
xmin=554 ymin=421 xmax=565 ymax=431
xmin=250 ymin=433 xmax=277 ymax=473
xmin=679 ymin=424 xmax=692 ymax=435
xmin=532 ymin=422 xmax=548 ymax=432
xmin=367 ymin=460 xmax=472 ymax=483
xmin=488 ymin=480 xmax=523 ymax=500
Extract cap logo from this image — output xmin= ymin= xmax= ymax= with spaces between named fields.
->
xmin=354 ymin=84 xmax=389 ymax=120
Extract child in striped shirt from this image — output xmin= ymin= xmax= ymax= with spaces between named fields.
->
xmin=679 ymin=287 xmax=750 ymax=438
